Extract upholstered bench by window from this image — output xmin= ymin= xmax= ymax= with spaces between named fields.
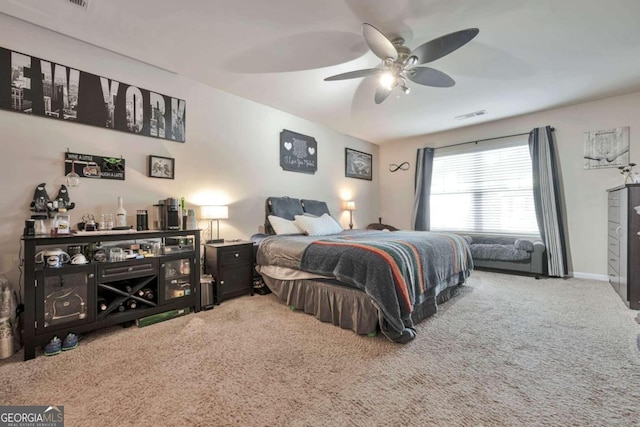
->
xmin=462 ymin=235 xmax=546 ymax=278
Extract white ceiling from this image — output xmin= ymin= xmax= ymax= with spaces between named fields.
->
xmin=3 ymin=0 xmax=640 ymax=144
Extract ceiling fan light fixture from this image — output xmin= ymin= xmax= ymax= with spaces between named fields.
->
xmin=379 ymin=72 xmax=395 ymax=90
xmin=323 ymin=24 xmax=478 ymax=104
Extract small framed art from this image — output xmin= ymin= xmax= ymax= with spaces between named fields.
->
xmin=280 ymin=129 xmax=318 ymax=174
xmin=148 ymin=155 xmax=175 ymax=179
xmin=345 ymin=148 xmax=372 ymax=180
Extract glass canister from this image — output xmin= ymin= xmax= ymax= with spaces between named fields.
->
xmin=136 ymin=210 xmax=148 ymax=231
xmin=31 ymin=214 xmax=49 ymax=236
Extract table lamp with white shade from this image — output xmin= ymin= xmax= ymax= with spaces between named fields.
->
xmin=345 ymin=201 xmax=356 ymax=229
xmin=201 ymin=205 xmax=228 ymax=243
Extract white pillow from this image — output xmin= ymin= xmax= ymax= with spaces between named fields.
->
xmin=268 ymin=215 xmax=303 ymax=235
xmin=294 ymin=213 xmax=343 ymax=236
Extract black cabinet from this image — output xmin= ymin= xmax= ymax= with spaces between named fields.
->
xmin=204 ymin=241 xmax=253 ymax=303
xmin=22 ymin=229 xmax=201 ymax=360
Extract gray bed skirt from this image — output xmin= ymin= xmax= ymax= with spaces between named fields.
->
xmin=261 ymin=274 xmax=463 ymax=339
xmin=262 ymin=275 xmax=379 ymax=335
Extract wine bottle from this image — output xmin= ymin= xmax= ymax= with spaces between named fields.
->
xmin=124 ymin=284 xmax=133 ymax=294
xmin=97 ymin=297 xmax=108 ymax=312
xmin=116 ymin=196 xmax=127 ymax=227
xmin=137 ymin=288 xmax=155 ymax=301
xmin=117 ymin=304 xmax=126 ymax=312
xmin=126 ymin=299 xmax=137 ymax=310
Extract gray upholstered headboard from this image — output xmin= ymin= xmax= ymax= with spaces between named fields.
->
xmin=264 ymin=196 xmax=331 ymax=234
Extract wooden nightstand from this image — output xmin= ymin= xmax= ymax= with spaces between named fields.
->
xmin=204 ymin=241 xmax=254 ymax=304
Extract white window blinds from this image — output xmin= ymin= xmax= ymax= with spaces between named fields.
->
xmin=430 ymin=141 xmax=539 ymax=236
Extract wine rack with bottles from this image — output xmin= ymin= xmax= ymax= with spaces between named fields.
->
xmin=22 ymin=229 xmax=201 ymax=361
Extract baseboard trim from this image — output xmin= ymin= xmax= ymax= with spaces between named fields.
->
xmin=570 ymin=271 xmax=609 ymax=281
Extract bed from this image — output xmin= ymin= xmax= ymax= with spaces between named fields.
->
xmin=254 ymin=197 xmax=473 ymax=343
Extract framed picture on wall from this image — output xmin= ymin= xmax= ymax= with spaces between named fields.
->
xmin=148 ymin=155 xmax=175 ymax=179
xmin=345 ymin=148 xmax=372 ymax=180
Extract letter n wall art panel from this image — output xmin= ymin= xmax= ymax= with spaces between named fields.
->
xmin=0 ymin=47 xmax=186 ymax=142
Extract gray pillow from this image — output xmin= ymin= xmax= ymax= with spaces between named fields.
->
xmin=265 ymin=197 xmax=304 ymax=234
xmin=514 ymin=239 xmax=534 ymax=252
xmin=301 ymin=199 xmax=330 ymax=217
xmin=268 ymin=197 xmax=304 ymax=220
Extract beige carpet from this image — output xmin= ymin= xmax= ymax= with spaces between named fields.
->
xmin=1 ymin=271 xmax=639 ymax=426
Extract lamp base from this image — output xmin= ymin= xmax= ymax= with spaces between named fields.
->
xmin=205 ymin=239 xmax=224 ymax=244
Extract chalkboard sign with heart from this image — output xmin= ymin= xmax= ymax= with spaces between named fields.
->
xmin=280 ymin=129 xmax=317 ymax=174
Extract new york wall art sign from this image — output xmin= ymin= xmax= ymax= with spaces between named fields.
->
xmin=0 ymin=47 xmax=186 ymax=142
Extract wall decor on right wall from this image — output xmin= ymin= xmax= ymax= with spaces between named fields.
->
xmin=583 ymin=126 xmax=629 ymax=169
xmin=345 ymin=148 xmax=372 ymax=180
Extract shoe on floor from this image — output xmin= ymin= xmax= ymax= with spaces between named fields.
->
xmin=44 ymin=336 xmax=62 ymax=356
xmin=62 ymin=333 xmax=79 ymax=351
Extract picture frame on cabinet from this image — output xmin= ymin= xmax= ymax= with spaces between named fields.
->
xmin=148 ymin=155 xmax=175 ymax=179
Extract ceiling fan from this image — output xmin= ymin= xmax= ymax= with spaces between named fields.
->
xmin=324 ymin=24 xmax=479 ymax=104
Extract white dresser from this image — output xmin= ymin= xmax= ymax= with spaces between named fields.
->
xmin=607 ymin=184 xmax=640 ymax=309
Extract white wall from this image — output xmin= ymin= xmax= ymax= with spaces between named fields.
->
xmin=0 ymin=15 xmax=379 ymax=287
xmin=380 ymin=91 xmax=640 ymax=280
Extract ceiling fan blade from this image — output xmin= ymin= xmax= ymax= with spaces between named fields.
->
xmin=409 ymin=28 xmax=479 ymax=65
xmin=324 ymin=68 xmax=382 ymax=81
xmin=375 ymin=85 xmax=393 ymax=104
xmin=362 ymin=23 xmax=398 ymax=61
xmin=407 ymin=67 xmax=455 ymax=87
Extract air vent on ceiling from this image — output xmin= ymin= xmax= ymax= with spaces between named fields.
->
xmin=68 ymin=0 xmax=90 ymax=10
xmin=455 ymin=110 xmax=487 ymax=120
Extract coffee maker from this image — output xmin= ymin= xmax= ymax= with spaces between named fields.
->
xmin=161 ymin=198 xmax=182 ymax=230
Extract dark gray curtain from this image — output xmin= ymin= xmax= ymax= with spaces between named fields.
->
xmin=529 ymin=126 xmax=568 ymax=277
xmin=412 ymin=147 xmax=434 ymax=231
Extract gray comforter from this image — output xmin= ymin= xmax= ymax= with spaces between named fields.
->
xmin=256 ymin=230 xmax=473 ymax=342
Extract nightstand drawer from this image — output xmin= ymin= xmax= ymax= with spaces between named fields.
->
xmin=218 ymin=245 xmax=252 ymax=265
xmin=608 ymin=191 xmax=621 ymax=206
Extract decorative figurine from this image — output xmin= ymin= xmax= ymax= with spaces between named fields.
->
xmin=29 ymin=183 xmax=54 ymax=217
xmin=49 ymin=185 xmax=75 ymax=212
xmin=29 ymin=183 xmax=75 ymax=219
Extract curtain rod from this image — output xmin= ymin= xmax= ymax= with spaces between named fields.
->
xmin=436 ymin=127 xmax=555 ymax=150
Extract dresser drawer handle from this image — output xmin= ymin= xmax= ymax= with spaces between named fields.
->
xmin=128 ymin=267 xmax=133 ymax=272
xmin=234 ymin=253 xmax=239 ymax=258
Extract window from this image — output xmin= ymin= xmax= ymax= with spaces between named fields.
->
xmin=430 ymin=140 xmax=539 ymax=236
